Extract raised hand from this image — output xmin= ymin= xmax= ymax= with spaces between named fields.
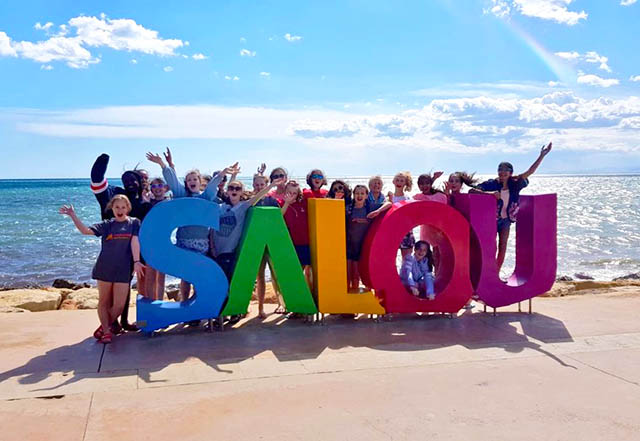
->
xmin=257 ymin=163 xmax=266 ymax=174
xmin=146 ymin=152 xmax=165 ymax=167
xmin=59 ymin=205 xmax=76 ymax=216
xmin=283 ymin=191 xmax=297 ymax=204
xmin=163 ymin=147 xmax=174 ymax=168
xmin=224 ymin=162 xmax=240 ymax=176
xmin=541 ymin=142 xmax=552 ymax=156
xmin=271 ymin=177 xmax=286 ymax=187
xmin=443 ymin=181 xmax=451 ymax=195
xmin=433 ymin=171 xmax=444 ymax=181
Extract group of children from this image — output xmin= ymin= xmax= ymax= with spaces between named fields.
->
xmin=60 ymin=143 xmax=552 ymax=343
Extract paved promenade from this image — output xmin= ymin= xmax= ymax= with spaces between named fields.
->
xmin=1 ymin=292 xmax=640 ymax=441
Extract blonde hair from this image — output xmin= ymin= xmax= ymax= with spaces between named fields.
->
xmin=106 ymin=194 xmax=132 ymax=213
xmin=253 ymin=174 xmax=269 ymax=185
xmin=368 ymin=175 xmax=383 ymax=189
xmin=285 ymin=180 xmax=303 ymax=202
xmin=394 ymin=171 xmax=413 ymax=192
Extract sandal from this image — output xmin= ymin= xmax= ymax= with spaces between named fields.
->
xmin=93 ymin=325 xmax=104 ymax=340
xmin=274 ymin=305 xmax=287 ymax=314
xmin=122 ymin=322 xmax=139 ymax=332
xmin=100 ymin=333 xmax=113 ymax=344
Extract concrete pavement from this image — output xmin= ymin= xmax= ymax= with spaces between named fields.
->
xmin=1 ymin=291 xmax=639 ymax=440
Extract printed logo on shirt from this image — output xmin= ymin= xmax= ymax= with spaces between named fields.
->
xmin=219 ymin=212 xmax=237 ymax=237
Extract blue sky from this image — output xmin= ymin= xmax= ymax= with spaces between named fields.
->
xmin=1 ymin=0 xmax=639 ymax=178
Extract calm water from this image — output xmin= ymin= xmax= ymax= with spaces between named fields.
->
xmin=1 ymin=175 xmax=639 ymax=288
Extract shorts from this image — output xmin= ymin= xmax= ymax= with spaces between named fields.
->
xmin=215 ymin=253 xmax=237 ymax=282
xmin=295 ymin=245 xmax=311 ymax=266
xmin=176 ymin=238 xmax=210 ymax=255
xmin=497 ymin=217 xmax=512 ymax=233
xmin=400 ymin=231 xmax=416 ymax=250
xmin=346 ymin=239 xmax=364 ymax=261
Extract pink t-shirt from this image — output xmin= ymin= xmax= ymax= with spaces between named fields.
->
xmin=413 ymin=193 xmax=448 ymax=204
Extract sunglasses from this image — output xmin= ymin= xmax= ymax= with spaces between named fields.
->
xmin=151 ymin=184 xmax=165 ymax=189
xmin=227 ymin=185 xmax=243 ymax=192
xmin=271 ymin=173 xmax=285 ymax=180
xmin=333 ymin=185 xmax=344 ymax=191
xmin=310 ymin=174 xmax=324 ymax=180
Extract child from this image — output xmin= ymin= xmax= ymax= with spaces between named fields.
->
xmin=145 ymin=177 xmax=170 ymax=300
xmin=413 ymin=172 xmax=446 ymax=204
xmin=303 ymin=169 xmax=328 ymax=199
xmin=388 ymin=171 xmax=415 ymax=258
xmin=252 ymin=171 xmax=282 ymax=318
xmin=267 ymin=167 xmax=288 ymax=200
xmin=444 ymin=171 xmax=478 ymax=207
xmin=146 ymin=151 xmax=232 ymax=301
xmin=60 ymin=195 xmax=144 ymax=344
xmin=213 ymin=178 xmax=285 ymax=282
xmin=400 ymin=240 xmax=435 ymax=300
xmin=280 ymin=181 xmax=313 ymax=288
xmin=367 ymin=175 xmax=386 ymax=211
xmin=327 ymin=179 xmax=352 ymax=206
xmin=346 ymin=185 xmax=373 ymax=290
xmin=474 ymin=142 xmax=552 ymax=274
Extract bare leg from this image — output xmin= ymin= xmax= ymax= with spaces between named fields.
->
xmin=496 ymin=227 xmax=510 ymax=274
xmin=257 ymin=258 xmax=267 ymax=318
xmin=180 ymin=280 xmax=191 ymax=301
xmin=109 ymin=283 xmax=130 ymax=325
xmin=97 ymin=280 xmax=114 ymax=335
xmin=144 ymin=266 xmax=157 ymax=299
xmin=155 ymin=272 xmax=166 ymax=301
xmin=304 ymin=265 xmax=313 ymax=290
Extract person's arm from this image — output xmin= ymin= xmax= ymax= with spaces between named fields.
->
xmin=469 ymin=187 xmax=501 ymax=200
xmin=202 ymin=166 xmax=233 ymax=200
xmin=400 ymin=257 xmax=419 ymax=296
xmin=280 ymin=191 xmax=296 ymax=215
xmin=367 ymin=201 xmax=392 ymax=219
xmin=59 ymin=205 xmax=95 ymax=235
xmin=131 ymin=236 xmax=145 ymax=281
xmin=228 ymin=162 xmax=240 ymax=182
xmin=90 ymin=153 xmax=110 ymax=194
xmin=163 ymin=147 xmax=175 ymax=170
xmin=248 ymin=178 xmax=285 ymax=206
xmin=518 ymin=142 xmax=552 ymax=180
xmin=160 ymin=162 xmax=186 ymax=198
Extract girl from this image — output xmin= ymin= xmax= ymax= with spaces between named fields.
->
xmin=146 ymin=152 xmax=233 ymax=301
xmin=60 ymin=195 xmax=144 ymax=344
xmin=303 ymin=169 xmax=328 ymax=199
xmin=252 ymin=171 xmax=282 ymax=318
xmin=444 ymin=171 xmax=478 ymax=207
xmin=413 ymin=172 xmax=447 ymax=275
xmin=400 ymin=241 xmax=435 ymax=300
xmin=327 ymin=180 xmax=352 ymax=206
xmin=145 ymin=177 xmax=170 ymax=300
xmin=213 ymin=178 xmax=285 ymax=281
xmin=388 ymin=171 xmax=415 ymax=258
xmin=280 ymin=181 xmax=313 ymax=289
xmin=367 ymin=175 xmax=386 ymax=211
xmin=267 ymin=167 xmax=288 ymax=200
xmin=474 ymin=142 xmax=552 ymax=274
xmin=346 ymin=185 xmax=372 ymax=290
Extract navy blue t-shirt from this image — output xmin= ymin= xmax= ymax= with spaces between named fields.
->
xmin=90 ymin=218 xmax=141 ymax=283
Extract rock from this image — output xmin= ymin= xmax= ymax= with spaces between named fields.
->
xmin=0 ymin=306 xmax=31 ymax=313
xmin=573 ymin=272 xmax=594 ymax=280
xmin=556 ymin=275 xmax=573 ymax=282
xmin=66 ymin=288 xmax=99 ymax=309
xmin=0 ymin=289 xmax=62 ymax=312
xmin=52 ymin=279 xmax=90 ymax=290
xmin=613 ymin=273 xmax=640 ymax=281
xmin=59 ymin=299 xmax=78 ymax=310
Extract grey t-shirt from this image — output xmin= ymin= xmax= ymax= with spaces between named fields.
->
xmin=89 ymin=217 xmax=140 ymax=283
xmin=213 ymin=202 xmax=251 ymax=255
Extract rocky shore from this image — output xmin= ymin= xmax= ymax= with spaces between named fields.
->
xmin=1 ymin=276 xmax=639 ymax=313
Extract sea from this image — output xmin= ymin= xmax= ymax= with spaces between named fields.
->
xmin=1 ymin=175 xmax=639 ymax=288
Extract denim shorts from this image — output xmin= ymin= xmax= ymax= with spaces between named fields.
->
xmin=497 ymin=217 xmax=512 ymax=232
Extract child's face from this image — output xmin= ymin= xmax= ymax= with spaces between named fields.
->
xmin=185 ymin=173 xmax=201 ymax=193
xmin=414 ymin=244 xmax=428 ymax=260
xmin=285 ymin=183 xmax=300 ymax=199
xmin=310 ymin=171 xmax=324 ymax=190
xmin=354 ymin=187 xmax=367 ymax=202
xmin=418 ymin=178 xmax=432 ymax=194
xmin=112 ymin=200 xmax=130 ymax=220
xmin=151 ymin=180 xmax=167 ymax=198
xmin=200 ymin=178 xmax=211 ymax=192
xmin=498 ymin=168 xmax=513 ymax=182
xmin=253 ymin=176 xmax=267 ymax=192
xmin=226 ymin=183 xmax=243 ymax=204
xmin=393 ymin=175 xmax=406 ymax=189
xmin=331 ymin=183 xmax=345 ymax=199
xmin=448 ymin=175 xmax=462 ymax=192
xmin=369 ymin=178 xmax=382 ymax=193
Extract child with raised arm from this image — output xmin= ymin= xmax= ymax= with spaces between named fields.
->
xmin=303 ymin=169 xmax=328 ymax=199
xmin=400 ymin=241 xmax=435 ymax=300
xmin=60 ymin=195 xmax=144 ymax=344
xmin=474 ymin=142 xmax=552 ymax=274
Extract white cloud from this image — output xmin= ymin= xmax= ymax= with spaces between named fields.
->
xmin=34 ymin=22 xmax=54 ymax=32
xmin=577 ymin=74 xmax=619 ymax=88
xmin=239 ymin=37 xmax=246 ymax=42
xmin=548 ymin=81 xmax=559 ymax=87
xmin=0 ymin=14 xmax=184 ymax=68
xmin=163 ymin=66 xmax=173 ymax=72
xmin=620 ymin=0 xmax=637 ymax=5
xmin=486 ymin=0 xmax=587 ymax=25
xmin=284 ymin=33 xmax=302 ymax=42
xmin=224 ymin=75 xmax=239 ymax=81
xmin=259 ymin=71 xmax=270 ymax=77
xmin=630 ymin=75 xmax=640 ymax=82
xmin=40 ymin=64 xmax=53 ymax=70
xmin=555 ymin=51 xmax=580 ymax=60
xmin=192 ymin=53 xmax=207 ymax=60
xmin=239 ymin=48 xmax=256 ymax=57
xmin=130 ymin=58 xmax=137 ymax=64
xmin=10 ymin=92 xmax=640 ymax=155
xmin=555 ymin=50 xmax=612 ymax=73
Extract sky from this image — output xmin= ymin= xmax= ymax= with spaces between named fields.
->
xmin=1 ymin=0 xmax=639 ymax=178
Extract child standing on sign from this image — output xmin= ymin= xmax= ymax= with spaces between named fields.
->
xmin=145 ymin=177 xmax=170 ymax=300
xmin=60 ymin=195 xmax=144 ymax=344
xmin=414 ymin=172 xmax=447 ymax=274
xmin=388 ymin=171 xmax=415 ymax=258
xmin=400 ymin=240 xmax=435 ymax=300
xmin=473 ymin=142 xmax=552 ymax=274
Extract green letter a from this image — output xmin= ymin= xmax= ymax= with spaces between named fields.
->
xmin=221 ymin=207 xmax=318 ymax=315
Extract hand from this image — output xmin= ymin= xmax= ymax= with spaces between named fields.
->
xmin=272 ymin=177 xmax=286 ymax=187
xmin=163 ymin=147 xmax=174 ymax=168
xmin=134 ymin=262 xmax=145 ymax=280
xmin=367 ymin=210 xmax=380 ymax=219
xmin=433 ymin=171 xmax=444 ymax=181
xmin=146 ymin=152 xmax=165 ymax=166
xmin=224 ymin=162 xmax=240 ymax=176
xmin=411 ymin=287 xmax=420 ymax=297
xmin=257 ymin=163 xmax=266 ymax=174
xmin=59 ymin=205 xmax=76 ymax=216
xmin=541 ymin=142 xmax=552 ymax=156
xmin=443 ymin=181 xmax=451 ymax=195
xmin=354 ymin=218 xmax=369 ymax=224
xmin=284 ymin=191 xmax=297 ymax=204
xmin=335 ymin=191 xmax=344 ymax=199
xmin=493 ymin=191 xmax=501 ymax=200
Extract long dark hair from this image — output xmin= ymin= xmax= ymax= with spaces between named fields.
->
xmin=327 ymin=179 xmax=352 ymax=206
